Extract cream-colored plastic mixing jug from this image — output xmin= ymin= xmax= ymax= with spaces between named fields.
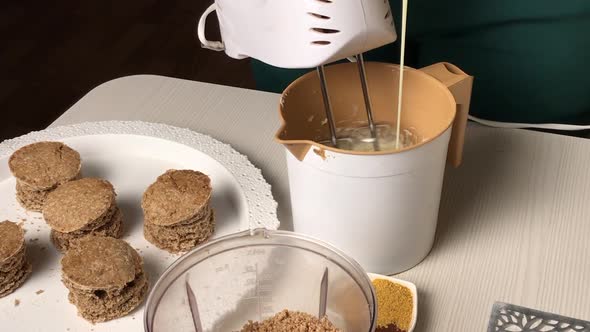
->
xmin=276 ymin=62 xmax=473 ymax=274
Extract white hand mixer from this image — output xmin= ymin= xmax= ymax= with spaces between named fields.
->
xmin=198 ymin=0 xmax=398 ymax=147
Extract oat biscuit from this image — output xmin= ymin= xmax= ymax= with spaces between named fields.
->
xmin=9 ymin=141 xmax=81 ymax=211
xmin=141 ymin=169 xmax=212 ymax=226
xmin=144 ymin=210 xmax=215 ymax=253
xmin=51 ymin=208 xmax=124 ymax=253
xmin=61 ymin=236 xmax=148 ymax=323
xmin=0 ymin=221 xmax=31 ymax=298
xmin=142 ymin=170 xmax=215 ymax=253
xmin=43 ymin=178 xmax=123 ymax=252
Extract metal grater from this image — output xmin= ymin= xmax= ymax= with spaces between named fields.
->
xmin=488 ymin=302 xmax=590 ymax=332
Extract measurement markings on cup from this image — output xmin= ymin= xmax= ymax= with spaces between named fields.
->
xmin=241 ymin=249 xmax=275 ymax=318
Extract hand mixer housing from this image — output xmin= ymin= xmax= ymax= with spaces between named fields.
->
xmin=198 ymin=0 xmax=397 ymax=68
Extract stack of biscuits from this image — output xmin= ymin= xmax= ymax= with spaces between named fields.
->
xmin=9 ymin=141 xmax=81 ymax=211
xmin=43 ymin=178 xmax=123 ymax=253
xmin=0 ymin=221 xmax=32 ymax=297
xmin=61 ymin=236 xmax=148 ymax=323
xmin=142 ymin=169 xmax=215 ymax=253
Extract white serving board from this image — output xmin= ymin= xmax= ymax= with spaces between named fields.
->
xmin=0 ymin=121 xmax=279 ymax=332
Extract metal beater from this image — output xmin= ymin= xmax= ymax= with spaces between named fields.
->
xmin=316 ymin=54 xmax=379 ymax=149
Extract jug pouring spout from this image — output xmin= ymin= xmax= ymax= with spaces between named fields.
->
xmin=419 ymin=62 xmax=473 ymax=167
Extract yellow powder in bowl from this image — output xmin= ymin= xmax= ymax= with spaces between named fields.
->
xmin=372 ymin=279 xmax=413 ymax=331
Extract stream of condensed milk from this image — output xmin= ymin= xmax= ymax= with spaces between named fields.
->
xmin=320 ymin=1 xmax=416 ymax=152
xmin=395 ymin=0 xmax=408 ymax=149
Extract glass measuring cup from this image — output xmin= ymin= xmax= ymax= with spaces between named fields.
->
xmin=144 ymin=229 xmax=376 ymax=332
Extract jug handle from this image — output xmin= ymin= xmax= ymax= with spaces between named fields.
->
xmin=419 ymin=63 xmax=473 ymax=167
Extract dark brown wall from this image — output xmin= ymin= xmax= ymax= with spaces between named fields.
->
xmin=0 ymin=0 xmax=254 ymax=141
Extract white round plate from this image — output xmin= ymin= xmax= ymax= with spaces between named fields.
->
xmin=0 ymin=121 xmax=279 ymax=332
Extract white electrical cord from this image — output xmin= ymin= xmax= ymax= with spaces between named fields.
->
xmin=468 ymin=115 xmax=590 ymax=131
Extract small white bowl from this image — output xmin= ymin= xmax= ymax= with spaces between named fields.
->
xmin=368 ymin=273 xmax=418 ymax=332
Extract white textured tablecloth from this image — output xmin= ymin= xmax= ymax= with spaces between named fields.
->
xmin=52 ymin=75 xmax=590 ymax=331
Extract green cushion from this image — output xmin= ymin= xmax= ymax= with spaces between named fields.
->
xmin=252 ymin=0 xmax=590 ymax=124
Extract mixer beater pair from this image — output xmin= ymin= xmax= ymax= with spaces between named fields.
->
xmin=317 ymin=55 xmax=379 ymax=150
